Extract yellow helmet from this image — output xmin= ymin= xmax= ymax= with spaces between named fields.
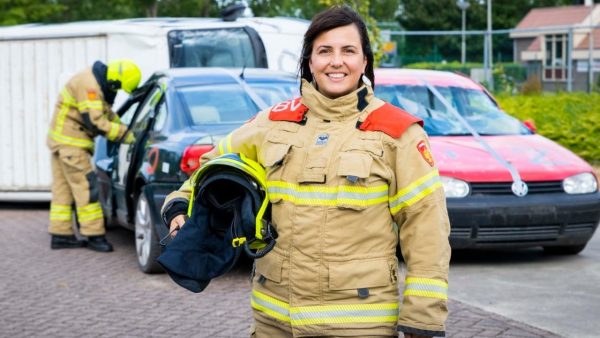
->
xmin=106 ymin=59 xmax=141 ymax=94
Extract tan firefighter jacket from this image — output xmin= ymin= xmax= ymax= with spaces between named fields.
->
xmin=47 ymin=67 xmax=127 ymax=152
xmin=163 ymin=80 xmax=451 ymax=337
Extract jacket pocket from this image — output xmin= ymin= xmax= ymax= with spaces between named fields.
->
xmin=255 ymin=253 xmax=283 ymax=283
xmin=335 ymin=152 xmax=376 ymax=211
xmin=329 ymin=258 xmax=392 ymax=291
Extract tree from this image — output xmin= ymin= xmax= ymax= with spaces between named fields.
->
xmin=0 ymin=0 xmax=65 ymax=25
xmin=395 ymin=0 xmax=584 ymax=65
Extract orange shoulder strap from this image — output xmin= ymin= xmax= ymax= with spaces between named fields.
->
xmin=358 ymin=102 xmax=423 ymax=138
xmin=268 ymin=98 xmax=308 ymax=123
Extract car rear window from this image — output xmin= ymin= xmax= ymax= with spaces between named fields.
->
xmin=178 ymin=81 xmax=297 ymax=125
xmin=375 ymin=84 xmax=530 ymax=136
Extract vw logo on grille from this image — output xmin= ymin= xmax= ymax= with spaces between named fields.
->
xmin=511 ymin=180 xmax=528 ymax=197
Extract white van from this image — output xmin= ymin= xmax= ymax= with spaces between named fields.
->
xmin=0 ymin=16 xmax=308 ymax=201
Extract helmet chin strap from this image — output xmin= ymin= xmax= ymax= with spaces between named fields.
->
xmin=107 ymin=79 xmax=122 ymax=92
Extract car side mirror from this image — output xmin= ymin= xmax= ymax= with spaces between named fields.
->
xmin=523 ymin=119 xmax=537 ymax=133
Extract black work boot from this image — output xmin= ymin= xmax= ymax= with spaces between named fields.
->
xmin=87 ymin=235 xmax=114 ymax=252
xmin=51 ymin=235 xmax=87 ymax=249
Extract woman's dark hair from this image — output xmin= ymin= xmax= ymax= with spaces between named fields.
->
xmin=299 ymin=5 xmax=375 ymax=91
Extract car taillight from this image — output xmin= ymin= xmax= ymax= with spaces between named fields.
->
xmin=180 ymin=144 xmax=214 ymax=176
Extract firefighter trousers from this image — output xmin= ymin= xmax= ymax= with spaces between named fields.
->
xmin=48 ymin=146 xmax=105 ymax=236
xmin=250 ymin=320 xmax=399 ymax=338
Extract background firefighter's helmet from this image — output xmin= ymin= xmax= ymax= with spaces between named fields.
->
xmin=106 ymin=59 xmax=141 ymax=93
xmin=157 ymin=153 xmax=276 ymax=293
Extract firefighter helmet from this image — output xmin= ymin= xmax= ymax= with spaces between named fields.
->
xmin=106 ymin=59 xmax=141 ymax=93
xmin=157 ymin=153 xmax=277 ymax=293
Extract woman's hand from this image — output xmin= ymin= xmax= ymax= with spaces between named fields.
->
xmin=169 ymin=214 xmax=187 ymax=237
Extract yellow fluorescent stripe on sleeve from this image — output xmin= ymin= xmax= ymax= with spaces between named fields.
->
xmin=78 ymin=100 xmax=103 ymax=110
xmin=107 ymin=122 xmax=121 ymax=141
xmin=48 ymin=130 xmax=95 ymax=150
xmin=217 ymin=134 xmax=233 ymax=155
xmin=389 ymin=170 xmax=442 ymax=214
xmin=252 ymin=290 xmax=290 ymax=310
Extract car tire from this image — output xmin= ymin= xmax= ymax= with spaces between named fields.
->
xmin=135 ymin=192 xmax=163 ymax=274
xmin=543 ymin=244 xmax=587 ymax=255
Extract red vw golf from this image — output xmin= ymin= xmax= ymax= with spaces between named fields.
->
xmin=375 ymin=68 xmax=600 ymax=254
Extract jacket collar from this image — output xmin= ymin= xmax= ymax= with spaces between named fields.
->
xmin=300 ymin=79 xmax=373 ymax=122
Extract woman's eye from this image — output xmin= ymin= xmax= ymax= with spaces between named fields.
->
xmin=318 ymin=49 xmax=331 ymax=55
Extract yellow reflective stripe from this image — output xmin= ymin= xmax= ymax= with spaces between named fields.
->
xmin=389 ymin=170 xmax=442 ymax=214
xmin=50 ymin=204 xmax=73 ymax=221
xmin=251 ymin=290 xmax=399 ymax=326
xmin=267 ymin=181 xmax=388 ymax=207
xmin=55 ymin=88 xmax=77 ymax=134
xmin=107 ymin=122 xmax=121 ymax=141
xmin=218 ymin=134 xmax=233 ymax=155
xmin=78 ymin=100 xmax=103 ymax=111
xmin=55 ymin=105 xmax=70 ymax=134
xmin=290 ymin=303 xmax=398 ymax=326
xmin=251 ymin=290 xmax=290 ymax=323
xmin=48 ymin=130 xmax=94 ymax=150
xmin=76 ymin=202 xmax=103 ymax=221
xmin=404 ymin=277 xmax=448 ymax=300
xmin=60 ymin=88 xmax=76 ymax=106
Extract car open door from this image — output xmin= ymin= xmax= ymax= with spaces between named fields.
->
xmin=112 ymin=84 xmax=165 ymax=226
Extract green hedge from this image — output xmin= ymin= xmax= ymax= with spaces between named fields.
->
xmin=496 ymin=93 xmax=600 ymax=163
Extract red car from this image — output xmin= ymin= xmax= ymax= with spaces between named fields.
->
xmin=375 ymin=68 xmax=600 ymax=254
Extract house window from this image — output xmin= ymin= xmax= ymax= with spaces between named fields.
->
xmin=544 ymin=34 xmax=568 ymax=81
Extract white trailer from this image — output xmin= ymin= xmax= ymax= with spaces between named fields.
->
xmin=0 ymin=17 xmax=308 ymax=201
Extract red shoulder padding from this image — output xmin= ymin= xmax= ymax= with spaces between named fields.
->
xmin=358 ymin=103 xmax=423 ymax=138
xmin=269 ymin=98 xmax=309 ymax=122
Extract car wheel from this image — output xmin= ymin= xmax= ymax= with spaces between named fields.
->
xmin=135 ymin=193 xmax=163 ymax=273
xmin=543 ymin=244 xmax=587 ymax=255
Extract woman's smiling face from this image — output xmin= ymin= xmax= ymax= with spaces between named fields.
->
xmin=309 ymin=24 xmax=367 ymax=99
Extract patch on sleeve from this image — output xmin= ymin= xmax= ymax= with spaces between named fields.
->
xmin=416 ymin=140 xmax=434 ymax=167
xmin=87 ymin=90 xmax=98 ymax=100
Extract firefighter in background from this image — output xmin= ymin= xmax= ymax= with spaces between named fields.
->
xmin=162 ymin=6 xmax=450 ymax=338
xmin=48 ymin=59 xmax=141 ymax=252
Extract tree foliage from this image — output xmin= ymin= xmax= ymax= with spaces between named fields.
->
xmin=395 ymin=0 xmax=596 ymax=64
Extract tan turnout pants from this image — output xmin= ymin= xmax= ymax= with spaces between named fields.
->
xmin=250 ymin=320 xmax=399 ymax=338
xmin=48 ymin=146 xmax=105 ymax=236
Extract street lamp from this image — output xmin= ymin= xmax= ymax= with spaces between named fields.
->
xmin=456 ymin=0 xmax=470 ymax=65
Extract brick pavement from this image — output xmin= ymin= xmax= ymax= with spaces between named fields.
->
xmin=0 ymin=203 xmax=562 ymax=338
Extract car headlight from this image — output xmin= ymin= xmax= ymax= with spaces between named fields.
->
xmin=440 ymin=176 xmax=470 ymax=198
xmin=563 ymin=173 xmax=598 ymax=194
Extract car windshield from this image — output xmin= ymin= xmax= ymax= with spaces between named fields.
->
xmin=178 ymin=81 xmax=298 ymax=125
xmin=375 ymin=84 xmax=530 ymax=136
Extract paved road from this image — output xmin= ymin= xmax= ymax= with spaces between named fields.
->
xmin=450 ymin=229 xmax=600 ymax=338
xmin=0 ymin=203 xmax=561 ymax=337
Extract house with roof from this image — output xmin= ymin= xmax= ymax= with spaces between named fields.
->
xmin=510 ymin=3 xmax=600 ymax=91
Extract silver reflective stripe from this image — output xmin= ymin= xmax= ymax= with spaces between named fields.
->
xmin=251 ymin=293 xmax=289 ymax=317
xmin=267 ymin=187 xmax=388 ymax=201
xmin=389 ymin=175 xmax=440 ymax=209
xmin=405 ymin=284 xmax=448 ymax=294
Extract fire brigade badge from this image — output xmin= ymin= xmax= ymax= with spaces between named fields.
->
xmin=316 ymin=133 xmax=329 ymax=146
xmin=87 ymin=90 xmax=98 ymax=100
xmin=416 ymin=140 xmax=434 ymax=167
